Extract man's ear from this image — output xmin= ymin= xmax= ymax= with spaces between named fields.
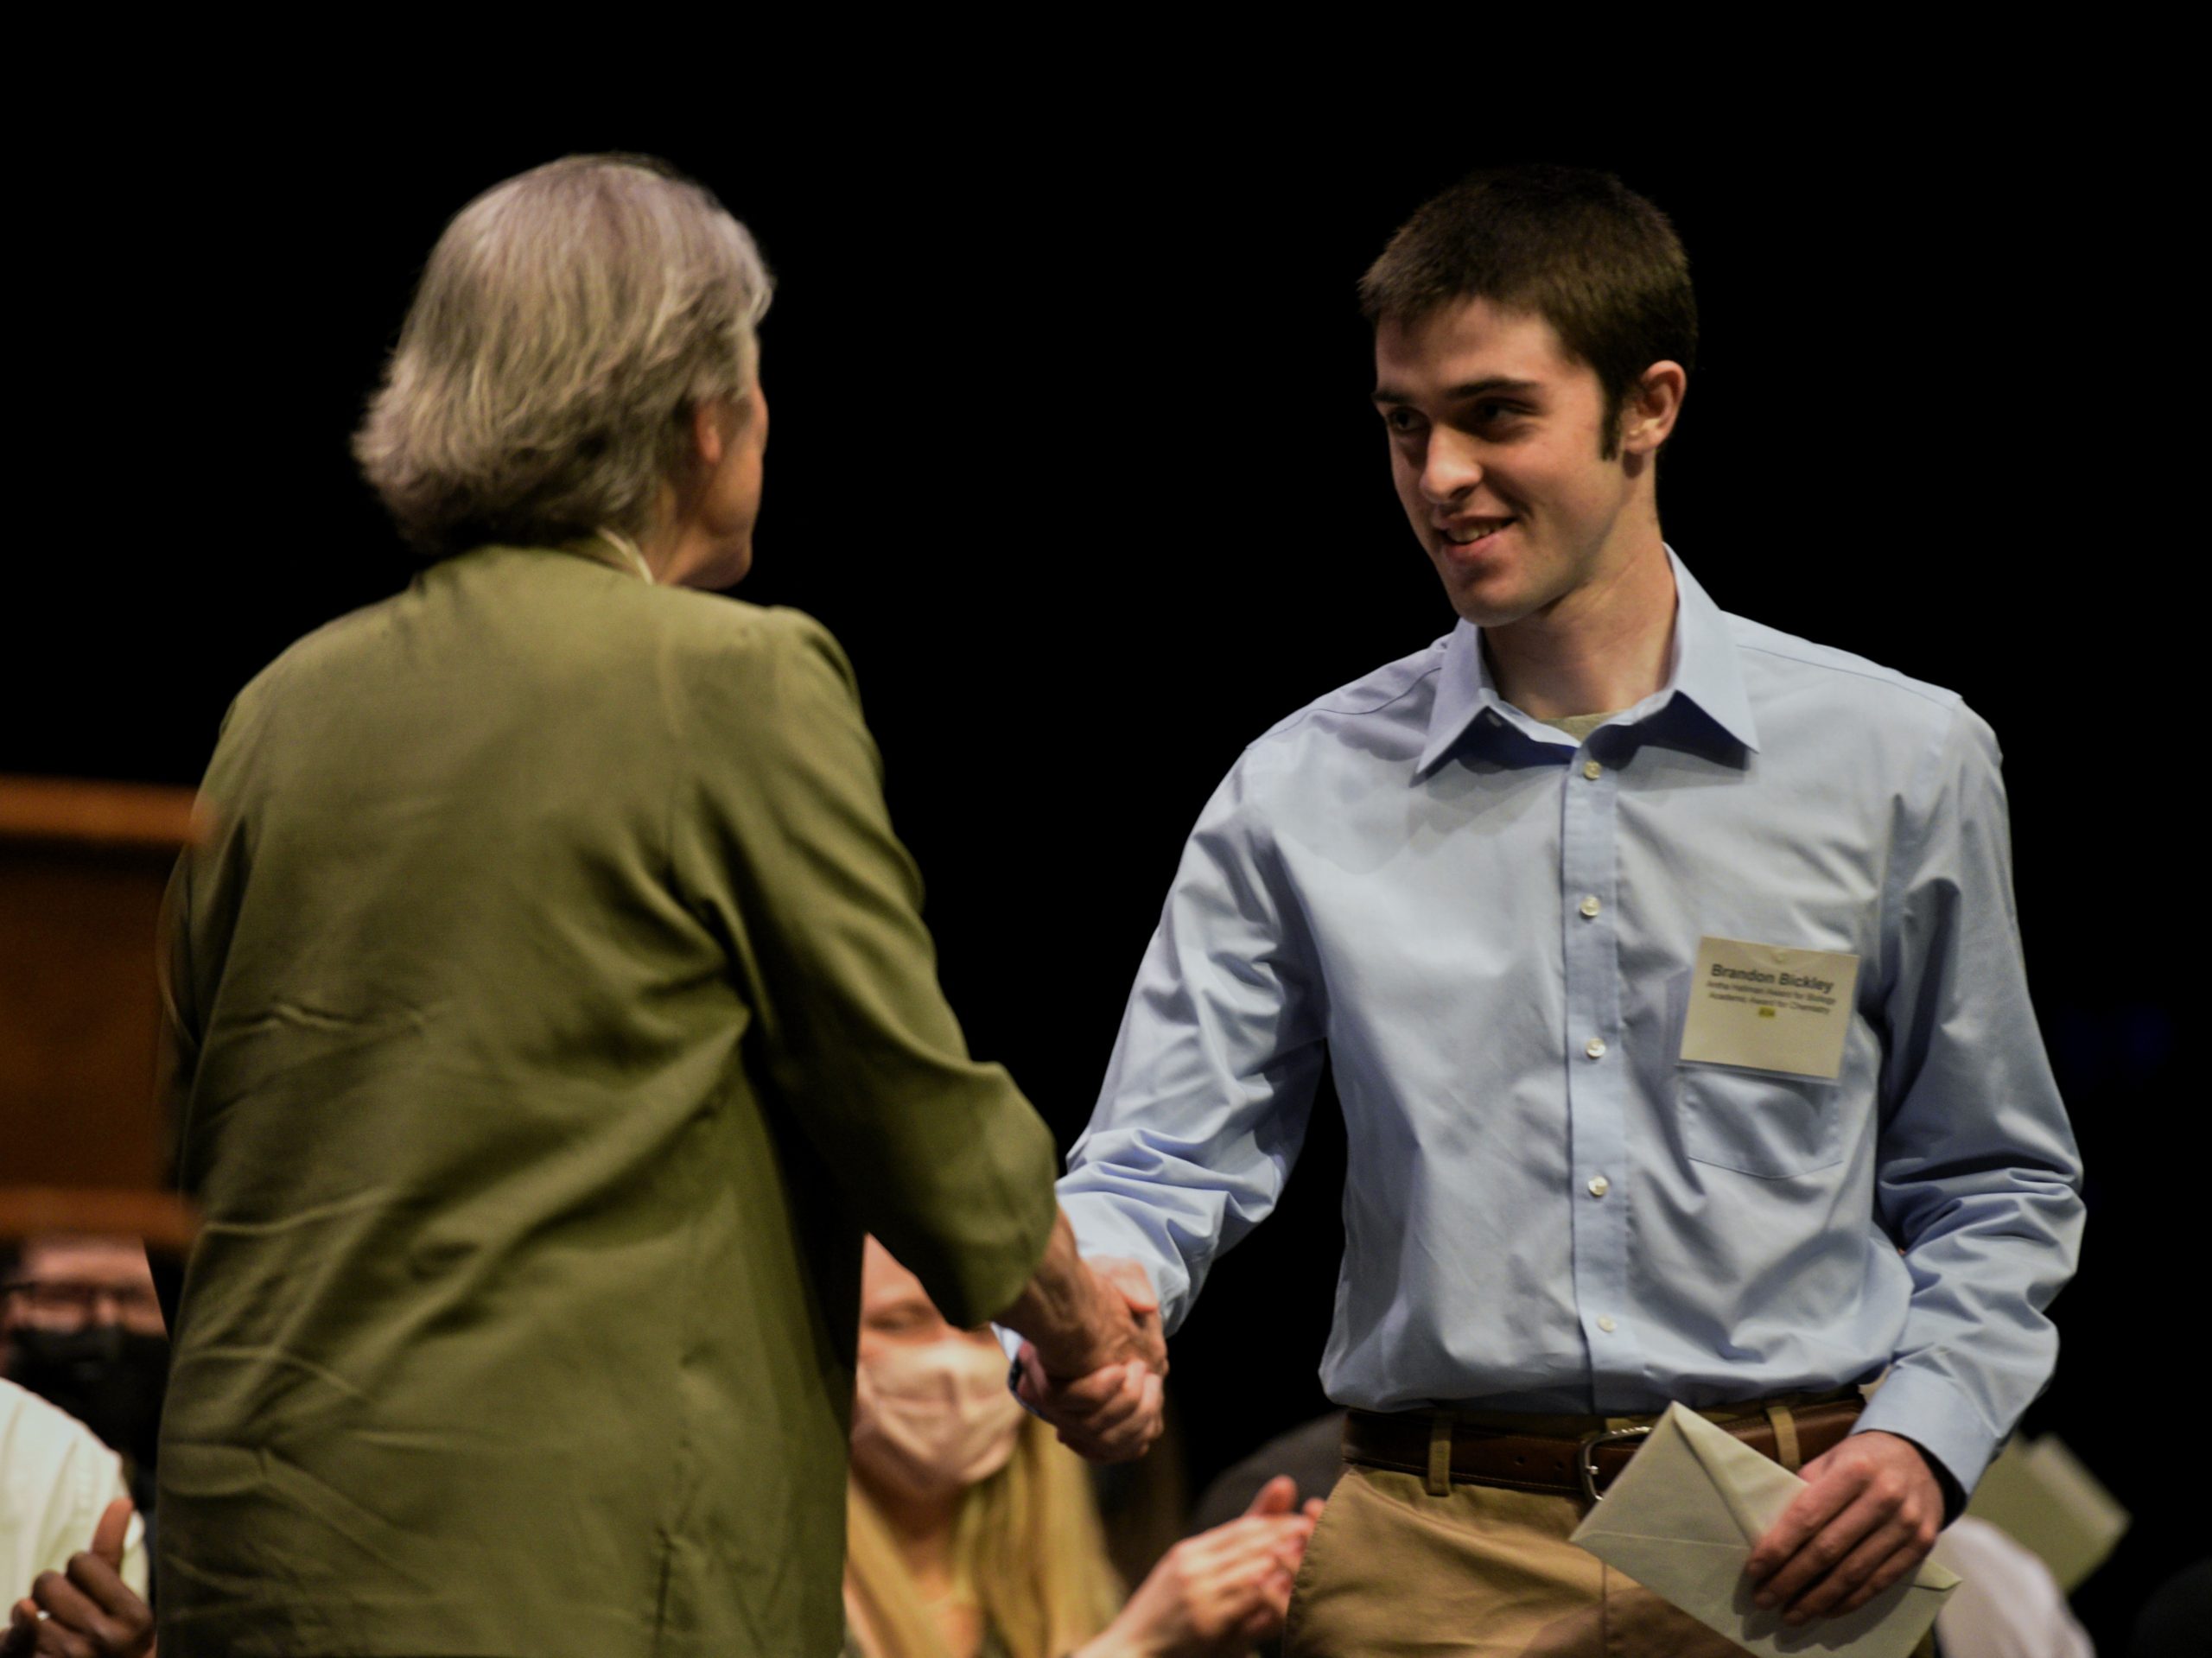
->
xmin=1621 ymin=360 xmax=1688 ymax=454
xmin=691 ymin=397 xmax=730 ymax=470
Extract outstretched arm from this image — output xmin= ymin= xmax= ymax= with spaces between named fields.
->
xmin=1015 ymin=755 xmax=1329 ymax=1458
xmin=1068 ymin=753 xmax=1331 ymax=1312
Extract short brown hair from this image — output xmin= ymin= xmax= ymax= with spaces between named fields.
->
xmin=1359 ymin=165 xmax=1696 ymax=457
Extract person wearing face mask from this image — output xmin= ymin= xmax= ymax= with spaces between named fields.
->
xmin=845 ymin=1238 xmax=1320 ymax=1658
xmin=0 ymin=1384 xmax=149 ymax=1622
xmin=0 ymin=1237 xmax=168 ymax=1521
xmin=0 ymin=1239 xmax=162 ymax=1652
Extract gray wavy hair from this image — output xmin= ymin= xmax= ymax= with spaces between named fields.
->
xmin=355 ymin=154 xmax=773 ymax=559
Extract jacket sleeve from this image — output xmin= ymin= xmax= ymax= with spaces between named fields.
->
xmin=1853 ymin=702 xmax=2085 ymax=1497
xmin=668 ymin=607 xmax=1058 ymax=1328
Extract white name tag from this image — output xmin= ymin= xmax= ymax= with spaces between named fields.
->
xmin=1679 ymin=936 xmax=1859 ymax=1081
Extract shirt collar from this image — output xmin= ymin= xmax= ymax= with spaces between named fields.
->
xmin=1416 ymin=546 xmax=1760 ymax=776
xmin=550 ymin=529 xmax=657 ymax=582
xmin=592 ymin=528 xmax=656 ymax=582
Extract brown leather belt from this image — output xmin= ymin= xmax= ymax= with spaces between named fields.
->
xmin=1342 ymin=1396 xmax=1864 ymax=1501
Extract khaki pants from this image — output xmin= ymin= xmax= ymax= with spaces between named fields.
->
xmin=1282 ymin=1461 xmax=1750 ymax=1657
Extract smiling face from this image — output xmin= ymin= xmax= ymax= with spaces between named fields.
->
xmin=1373 ymin=296 xmax=1674 ymax=631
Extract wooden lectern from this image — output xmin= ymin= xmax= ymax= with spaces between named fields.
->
xmin=0 ymin=775 xmax=200 ymax=1248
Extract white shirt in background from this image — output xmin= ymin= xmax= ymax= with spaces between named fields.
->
xmin=0 ymin=1375 xmax=149 ymax=1597
xmin=1936 ymin=1516 xmax=2095 ymax=1658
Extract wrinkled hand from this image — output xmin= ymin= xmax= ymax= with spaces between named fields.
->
xmin=1090 ymin=1255 xmax=1168 ymax=1375
xmin=1016 ymin=1255 xmax=1168 ymax=1463
xmin=1744 ymin=1430 xmax=1943 ymax=1623
xmin=1080 ymin=1476 xmax=1321 ymax=1657
xmin=3 ymin=1498 xmax=155 ymax=1657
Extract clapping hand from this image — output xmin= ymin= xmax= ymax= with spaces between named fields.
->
xmin=1077 ymin=1475 xmax=1325 ymax=1657
xmin=1016 ymin=1255 xmax=1168 ymax=1463
xmin=3 ymin=1498 xmax=155 ymax=1658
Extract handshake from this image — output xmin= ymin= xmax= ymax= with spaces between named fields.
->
xmin=998 ymin=1210 xmax=1172 ymax=1463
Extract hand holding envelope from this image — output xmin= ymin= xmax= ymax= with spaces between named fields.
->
xmin=1570 ymin=1406 xmax=1959 ymax=1657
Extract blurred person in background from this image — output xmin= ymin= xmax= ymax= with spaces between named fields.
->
xmin=155 ymin=154 xmax=1157 ymax=1658
xmin=1932 ymin=1517 xmax=2093 ymax=1658
xmin=2 ymin=1239 xmax=162 ymax=1652
xmin=1 ymin=1237 xmax=168 ymax=1517
xmin=846 ymin=1238 xmax=1317 ymax=1658
xmin=3 ymin=1496 xmax=153 ymax=1658
xmin=2 ymin=1382 xmax=149 ymax=1644
xmin=2130 ymin=1558 xmax=2211 ymax=1657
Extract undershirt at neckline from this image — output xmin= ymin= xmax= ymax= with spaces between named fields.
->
xmin=1535 ymin=710 xmax=1624 ymax=741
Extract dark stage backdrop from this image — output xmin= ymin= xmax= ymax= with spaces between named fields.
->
xmin=11 ymin=111 xmax=2192 ymax=1639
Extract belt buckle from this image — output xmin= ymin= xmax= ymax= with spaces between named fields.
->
xmin=1577 ymin=1424 xmax=1653 ymax=1502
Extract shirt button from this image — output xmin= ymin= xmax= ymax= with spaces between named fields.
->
xmin=1587 ymin=1174 xmax=1610 ymax=1197
xmin=1484 ymin=709 xmax=1502 ymax=726
xmin=1582 ymin=759 xmax=1603 ymax=780
xmin=1597 ymin=1315 xmax=1618 ymax=1333
xmin=1584 ymin=1037 xmax=1606 ymax=1059
xmin=1579 ymin=895 xmax=1601 ymax=919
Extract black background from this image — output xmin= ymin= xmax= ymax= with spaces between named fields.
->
xmin=9 ymin=92 xmax=2195 ymax=1642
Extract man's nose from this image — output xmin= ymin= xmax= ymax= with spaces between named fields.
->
xmin=1420 ymin=429 xmax=1482 ymax=503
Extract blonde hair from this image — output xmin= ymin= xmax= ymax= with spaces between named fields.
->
xmin=354 ymin=153 xmax=772 ymax=558
xmin=845 ymin=1415 xmax=1122 ymax=1658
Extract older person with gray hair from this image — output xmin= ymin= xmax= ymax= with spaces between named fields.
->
xmin=155 ymin=154 xmax=1160 ymax=1658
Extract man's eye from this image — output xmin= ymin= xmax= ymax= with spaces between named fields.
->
xmin=1382 ymin=408 xmax=1422 ymax=433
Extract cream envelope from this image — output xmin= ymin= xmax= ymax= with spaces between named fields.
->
xmin=1569 ymin=1405 xmax=1959 ymax=1656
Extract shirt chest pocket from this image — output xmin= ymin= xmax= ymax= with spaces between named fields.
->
xmin=1675 ymin=1064 xmax=1844 ymax=1178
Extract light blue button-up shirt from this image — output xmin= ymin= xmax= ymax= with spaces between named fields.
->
xmin=1058 ymin=551 xmax=2082 ymax=1492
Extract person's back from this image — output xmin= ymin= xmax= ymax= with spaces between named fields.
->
xmin=156 ymin=153 xmax=1163 ymax=1658
xmin=162 ymin=544 xmax=928 ymax=1653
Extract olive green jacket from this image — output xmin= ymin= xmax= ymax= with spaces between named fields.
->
xmin=156 ymin=543 xmax=1058 ymax=1657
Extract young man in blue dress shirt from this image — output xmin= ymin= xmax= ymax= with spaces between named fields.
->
xmin=1015 ymin=166 xmax=2083 ymax=1652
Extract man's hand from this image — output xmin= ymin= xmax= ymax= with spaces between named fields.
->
xmin=3 ymin=1498 xmax=156 ymax=1657
xmin=1027 ymin=1251 xmax=1166 ymax=1381
xmin=1017 ymin=1348 xmax=1164 ymax=1462
xmin=1000 ymin=1212 xmax=1167 ymax=1381
xmin=1015 ymin=1255 xmax=1168 ymax=1462
xmin=1743 ymin=1430 xmax=1943 ymax=1623
xmin=1086 ymin=1255 xmax=1168 ymax=1375
xmin=1077 ymin=1476 xmax=1320 ymax=1656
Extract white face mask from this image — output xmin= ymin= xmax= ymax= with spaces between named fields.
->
xmin=851 ymin=1337 xmax=1025 ymax=1502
